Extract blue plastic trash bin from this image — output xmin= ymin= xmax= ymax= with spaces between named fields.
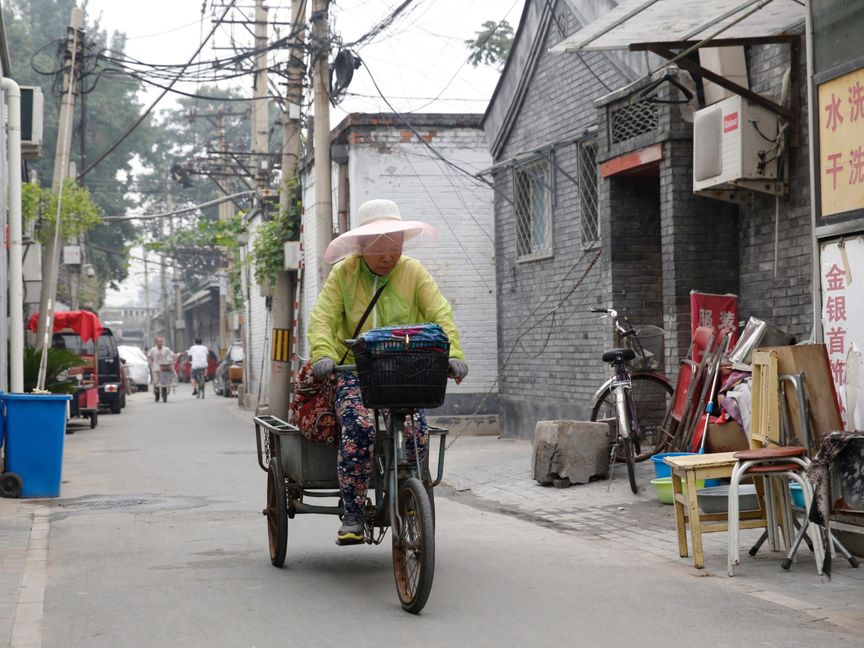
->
xmin=1 ymin=393 xmax=72 ymax=498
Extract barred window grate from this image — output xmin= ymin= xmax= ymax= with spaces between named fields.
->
xmin=579 ymin=140 xmax=599 ymax=247
xmin=514 ymin=158 xmax=553 ymax=260
xmin=610 ymin=100 xmax=658 ymax=144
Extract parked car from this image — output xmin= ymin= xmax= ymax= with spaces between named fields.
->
xmin=174 ymin=349 xmax=219 ymax=382
xmin=118 ymin=345 xmax=150 ymax=392
xmin=213 ymin=344 xmax=244 ymax=397
xmin=52 ymin=327 xmax=125 ymax=413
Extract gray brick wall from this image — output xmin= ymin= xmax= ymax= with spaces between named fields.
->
xmin=493 ymin=2 xmax=635 ymax=438
xmin=738 ymin=34 xmax=813 ymax=341
xmin=491 ymin=6 xmax=810 ymax=439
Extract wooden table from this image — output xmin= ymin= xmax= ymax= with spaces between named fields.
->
xmin=665 ymin=452 xmax=769 ymax=569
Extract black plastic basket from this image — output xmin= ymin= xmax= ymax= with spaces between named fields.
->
xmin=355 ymin=349 xmax=449 ymax=409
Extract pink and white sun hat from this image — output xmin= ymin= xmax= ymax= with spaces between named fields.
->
xmin=323 ymin=198 xmax=438 ymax=264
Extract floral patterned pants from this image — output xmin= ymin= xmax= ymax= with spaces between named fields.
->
xmin=334 ymin=371 xmax=428 ymax=518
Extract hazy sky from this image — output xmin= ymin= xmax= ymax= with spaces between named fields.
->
xmin=87 ymin=0 xmax=521 ymax=306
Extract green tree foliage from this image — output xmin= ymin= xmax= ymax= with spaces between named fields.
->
xmin=21 ymin=179 xmax=103 ymax=243
xmin=465 ymin=19 xmax=514 ymax=70
xmin=144 ymin=214 xmax=246 ymax=297
xmin=136 ymin=87 xmax=252 ymax=217
xmin=250 ymin=181 xmax=301 ymax=286
xmin=2 ymin=0 xmax=151 ymax=297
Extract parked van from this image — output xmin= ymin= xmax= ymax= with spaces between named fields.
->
xmin=97 ymin=328 xmax=125 ymax=413
xmin=53 ymin=326 xmax=125 ymax=414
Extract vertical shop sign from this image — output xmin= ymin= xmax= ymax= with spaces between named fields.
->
xmin=690 ymin=291 xmax=739 ymax=346
xmin=820 ymin=236 xmax=864 ymax=426
xmin=818 ymin=67 xmax=864 ymax=219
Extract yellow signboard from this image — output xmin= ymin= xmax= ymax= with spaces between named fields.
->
xmin=819 ymin=66 xmax=864 ymax=218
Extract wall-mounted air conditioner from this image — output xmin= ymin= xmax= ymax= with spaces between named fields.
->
xmin=693 ymin=94 xmax=782 ymax=199
xmin=20 ymin=87 xmax=44 ymax=159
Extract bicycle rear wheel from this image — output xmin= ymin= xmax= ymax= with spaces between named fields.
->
xmin=591 ymin=373 xmax=674 ymax=461
xmin=392 ymin=477 xmax=435 ymax=614
xmin=266 ymin=459 xmax=288 ymax=567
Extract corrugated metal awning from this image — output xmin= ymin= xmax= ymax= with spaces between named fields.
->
xmin=551 ymin=0 xmax=806 ymax=52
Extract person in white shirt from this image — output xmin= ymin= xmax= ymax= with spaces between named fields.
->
xmin=187 ymin=337 xmax=210 ymax=399
xmin=147 ymin=336 xmax=176 ymax=403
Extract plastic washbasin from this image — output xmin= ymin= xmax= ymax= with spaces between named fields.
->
xmin=650 ymin=476 xmax=705 ymax=505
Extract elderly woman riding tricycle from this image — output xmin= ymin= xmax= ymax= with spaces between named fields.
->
xmin=254 ymin=199 xmax=467 ymax=614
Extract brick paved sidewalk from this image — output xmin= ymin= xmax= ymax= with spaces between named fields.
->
xmin=437 ymin=435 xmax=864 ymax=635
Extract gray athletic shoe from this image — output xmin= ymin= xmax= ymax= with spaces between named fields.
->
xmin=336 ymin=514 xmax=364 ymax=545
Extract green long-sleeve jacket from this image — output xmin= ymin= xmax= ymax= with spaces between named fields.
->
xmin=308 ymin=254 xmax=464 ymax=364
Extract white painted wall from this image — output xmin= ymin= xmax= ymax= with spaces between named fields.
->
xmin=242 ymin=213 xmax=272 ymax=403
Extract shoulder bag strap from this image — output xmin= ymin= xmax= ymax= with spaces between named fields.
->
xmin=338 ymin=282 xmax=387 ymax=365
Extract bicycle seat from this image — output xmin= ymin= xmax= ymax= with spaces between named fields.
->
xmin=601 ymin=348 xmax=636 ymax=364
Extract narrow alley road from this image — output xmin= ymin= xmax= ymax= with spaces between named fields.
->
xmin=18 ymin=387 xmax=853 ymax=647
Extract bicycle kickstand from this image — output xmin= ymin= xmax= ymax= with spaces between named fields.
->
xmin=606 ymin=443 xmax=619 ymax=492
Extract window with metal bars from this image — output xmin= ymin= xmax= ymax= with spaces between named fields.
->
xmin=513 ymin=157 xmax=553 ymax=260
xmin=579 ymin=139 xmax=599 ymax=247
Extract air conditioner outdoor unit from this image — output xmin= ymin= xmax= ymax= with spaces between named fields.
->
xmin=693 ymin=94 xmax=782 ymax=199
xmin=20 ymin=87 xmax=44 ymax=159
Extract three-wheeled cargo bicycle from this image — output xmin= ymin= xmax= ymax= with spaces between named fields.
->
xmin=254 ymin=325 xmax=451 ymax=614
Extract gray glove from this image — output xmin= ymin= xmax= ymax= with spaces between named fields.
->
xmin=312 ymin=357 xmax=336 ymax=381
xmin=448 ymin=358 xmax=468 ymax=381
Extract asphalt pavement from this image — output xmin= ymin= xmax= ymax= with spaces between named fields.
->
xmin=439 ymin=435 xmax=864 ymax=636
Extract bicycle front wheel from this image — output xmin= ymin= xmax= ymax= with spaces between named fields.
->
xmin=591 ymin=373 xmax=673 ymax=461
xmin=392 ymin=477 xmax=435 ymax=614
xmin=621 ymin=435 xmax=638 ymax=494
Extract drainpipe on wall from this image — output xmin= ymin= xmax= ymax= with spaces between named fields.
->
xmin=805 ymin=2 xmax=823 ymax=343
xmin=2 ymin=77 xmax=25 ymax=392
xmin=337 ymin=161 xmax=349 ymax=234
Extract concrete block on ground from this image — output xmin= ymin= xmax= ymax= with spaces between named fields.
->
xmin=532 ymin=420 xmax=610 ymax=487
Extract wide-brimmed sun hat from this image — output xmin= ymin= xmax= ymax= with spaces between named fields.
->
xmin=323 ymin=199 xmax=438 ymax=264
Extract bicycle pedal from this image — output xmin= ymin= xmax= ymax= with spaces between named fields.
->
xmin=335 ymin=535 xmax=364 ymax=546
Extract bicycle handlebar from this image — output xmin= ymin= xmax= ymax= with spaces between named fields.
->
xmin=590 ymin=307 xmax=637 ymax=338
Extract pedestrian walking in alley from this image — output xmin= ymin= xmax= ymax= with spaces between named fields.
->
xmin=147 ymin=336 xmax=176 ymax=403
xmin=307 ymin=198 xmax=469 ymax=544
xmin=187 ymin=337 xmax=209 ymax=399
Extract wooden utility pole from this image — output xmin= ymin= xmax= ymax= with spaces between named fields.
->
xmin=268 ymin=0 xmax=307 ymax=420
xmin=241 ymin=0 xmax=271 ymax=407
xmin=311 ymin=0 xmax=333 ymax=289
xmin=36 ymin=6 xmax=84 ymax=354
xmin=168 ymin=206 xmax=184 ymax=351
xmin=252 ymin=0 xmax=270 ymax=190
xmin=160 ymin=247 xmax=171 ymax=348
xmin=143 ymin=255 xmax=151 ymax=348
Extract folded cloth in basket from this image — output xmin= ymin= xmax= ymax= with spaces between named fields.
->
xmin=356 ymin=323 xmax=449 ymax=354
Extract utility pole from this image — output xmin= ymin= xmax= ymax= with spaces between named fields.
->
xmin=168 ymin=218 xmax=184 ymax=351
xmin=143 ymin=255 xmax=151 ymax=349
xmin=160 ymin=245 xmax=170 ymax=348
xmin=36 ymin=6 xmax=84 ymax=354
xmin=68 ymin=159 xmax=81 ymax=311
xmin=252 ymin=0 xmax=270 ymax=190
xmin=217 ymin=111 xmax=231 ymax=357
xmin=268 ymin=0 xmax=307 ymax=421
xmin=311 ymin=0 xmax=333 ymax=289
xmin=242 ymin=0 xmax=272 ymax=408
